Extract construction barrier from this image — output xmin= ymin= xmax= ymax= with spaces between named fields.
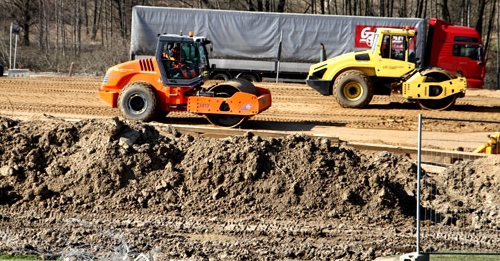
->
xmin=7 ymin=69 xmax=30 ymax=77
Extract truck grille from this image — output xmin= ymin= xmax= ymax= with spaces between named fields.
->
xmin=139 ymin=58 xmax=155 ymax=71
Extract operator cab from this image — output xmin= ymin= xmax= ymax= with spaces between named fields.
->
xmin=156 ymin=33 xmax=211 ymax=86
xmin=372 ymin=28 xmax=417 ymax=78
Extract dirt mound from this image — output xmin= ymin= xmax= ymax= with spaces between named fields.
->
xmin=0 ymin=117 xmax=498 ymax=260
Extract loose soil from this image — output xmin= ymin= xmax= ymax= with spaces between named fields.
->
xmin=0 ymin=76 xmax=499 ymax=260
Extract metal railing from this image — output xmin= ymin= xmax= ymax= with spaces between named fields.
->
xmin=415 ymin=115 xmax=500 ymax=257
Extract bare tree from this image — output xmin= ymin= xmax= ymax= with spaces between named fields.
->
xmin=475 ymin=0 xmax=487 ymax=35
xmin=483 ymin=0 xmax=498 ymax=58
xmin=416 ymin=0 xmax=427 ymax=18
xmin=38 ymin=0 xmax=44 ymax=50
xmin=364 ymin=0 xmax=374 ymax=16
xmin=277 ymin=0 xmax=285 ymax=12
xmin=246 ymin=0 xmax=255 ymax=11
xmin=257 ymin=0 xmax=263 ymax=11
xmin=398 ymin=0 xmax=407 ymax=17
xmin=91 ymin=0 xmax=104 ymax=41
xmin=6 ymin=0 xmax=36 ymax=46
xmin=439 ymin=0 xmax=451 ymax=21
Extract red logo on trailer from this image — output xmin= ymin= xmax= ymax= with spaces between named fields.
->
xmin=355 ymin=26 xmax=377 ymax=48
xmin=355 ymin=25 xmax=414 ymax=48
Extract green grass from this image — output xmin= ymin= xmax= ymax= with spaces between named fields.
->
xmin=0 ymin=255 xmax=39 ymax=261
xmin=431 ymin=254 xmax=500 ymax=261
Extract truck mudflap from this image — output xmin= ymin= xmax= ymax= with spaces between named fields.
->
xmin=306 ymin=78 xmax=332 ymax=95
xmin=187 ymin=87 xmax=272 ymax=116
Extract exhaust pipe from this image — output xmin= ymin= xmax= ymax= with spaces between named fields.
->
xmin=320 ymin=43 xmax=326 ymax=62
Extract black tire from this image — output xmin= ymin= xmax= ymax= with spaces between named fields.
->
xmin=0 ymin=64 xmax=4 ymax=77
xmin=236 ymin=73 xmax=259 ymax=82
xmin=212 ymin=73 xmax=230 ymax=81
xmin=204 ymin=78 xmax=257 ymax=127
xmin=334 ymin=70 xmax=374 ymax=108
xmin=117 ymin=82 xmax=158 ymax=122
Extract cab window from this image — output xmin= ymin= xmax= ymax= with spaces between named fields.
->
xmin=381 ymin=35 xmax=391 ymax=58
xmin=408 ymin=36 xmax=416 ymax=63
xmin=160 ymin=42 xmax=200 ymax=79
xmin=380 ymin=35 xmax=405 ymax=61
xmin=390 ymin=36 xmax=404 ymax=61
xmin=452 ymin=44 xmax=482 ymax=60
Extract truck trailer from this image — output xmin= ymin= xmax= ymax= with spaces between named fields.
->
xmin=130 ymin=6 xmax=484 ymax=88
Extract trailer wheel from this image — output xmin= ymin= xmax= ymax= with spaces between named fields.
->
xmin=204 ymin=78 xmax=257 ymax=127
xmin=334 ymin=70 xmax=374 ymax=108
xmin=236 ymin=73 xmax=259 ymax=82
xmin=212 ymin=73 xmax=230 ymax=81
xmin=118 ymin=82 xmax=158 ymax=122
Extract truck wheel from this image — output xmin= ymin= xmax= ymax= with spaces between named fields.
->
xmin=118 ymin=82 xmax=158 ymax=122
xmin=334 ymin=70 xmax=374 ymax=108
xmin=204 ymin=78 xmax=257 ymax=127
xmin=212 ymin=73 xmax=230 ymax=81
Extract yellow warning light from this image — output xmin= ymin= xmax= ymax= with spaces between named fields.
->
xmin=405 ymin=26 xmax=411 ymax=30
xmin=189 ymin=31 xmax=194 ymax=37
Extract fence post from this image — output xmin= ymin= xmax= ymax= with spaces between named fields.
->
xmin=416 ymin=114 xmax=422 ymax=254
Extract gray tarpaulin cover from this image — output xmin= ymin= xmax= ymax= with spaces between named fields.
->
xmin=131 ymin=6 xmax=426 ymax=65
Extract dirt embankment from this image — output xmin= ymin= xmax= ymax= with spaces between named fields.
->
xmin=1 ymin=117 xmax=499 ymax=260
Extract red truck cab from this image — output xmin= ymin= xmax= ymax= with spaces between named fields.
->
xmin=425 ymin=18 xmax=485 ymax=89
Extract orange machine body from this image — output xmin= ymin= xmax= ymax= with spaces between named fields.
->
xmin=98 ymin=58 xmax=272 ymax=116
xmin=98 ymin=33 xmax=271 ymax=127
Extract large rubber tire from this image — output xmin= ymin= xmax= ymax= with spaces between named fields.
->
xmin=117 ymin=82 xmax=158 ymax=122
xmin=415 ymin=68 xmax=457 ymax=110
xmin=204 ymin=78 xmax=257 ymax=127
xmin=334 ymin=70 xmax=374 ymax=108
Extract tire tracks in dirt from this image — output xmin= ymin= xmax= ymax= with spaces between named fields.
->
xmin=0 ymin=76 xmax=498 ymax=134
